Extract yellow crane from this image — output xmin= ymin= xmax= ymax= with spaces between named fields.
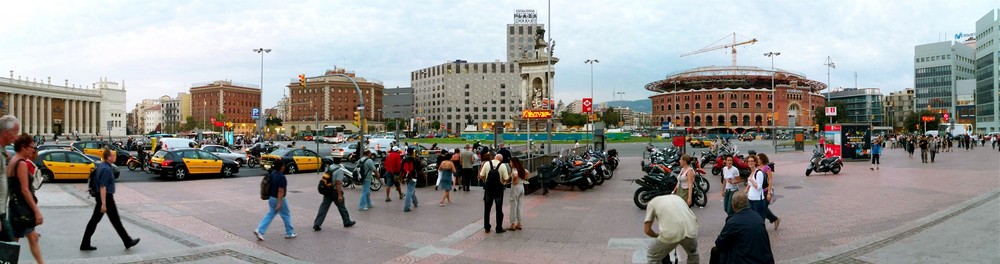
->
xmin=680 ymin=32 xmax=758 ymax=66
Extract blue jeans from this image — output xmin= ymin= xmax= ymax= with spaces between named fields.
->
xmin=256 ymin=197 xmax=294 ymax=236
xmin=749 ymin=199 xmax=767 ymax=222
xmin=404 ymin=180 xmax=418 ymax=211
xmin=359 ymin=176 xmax=372 ymax=209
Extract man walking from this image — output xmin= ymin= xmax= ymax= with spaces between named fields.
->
xmin=919 ymin=136 xmax=929 ymax=163
xmin=0 ymin=115 xmax=20 ymax=242
xmin=314 ymin=158 xmax=355 ymax=231
xmin=460 ymin=144 xmax=475 ymax=192
xmin=929 ymin=136 xmax=939 ymax=163
xmin=402 ymin=148 xmax=421 ymax=212
xmin=643 ymin=194 xmax=699 ymax=264
xmin=357 ymin=150 xmax=376 ymax=211
xmin=478 ymin=154 xmax=510 ymax=233
xmin=384 ymin=147 xmax=404 ymax=202
xmin=711 ymin=192 xmax=774 ymax=263
xmin=870 ymin=138 xmax=882 ymax=170
xmin=81 ymin=148 xmax=141 ymax=250
xmin=254 ymin=160 xmax=296 ymax=240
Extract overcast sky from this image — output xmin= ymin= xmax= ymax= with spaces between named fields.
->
xmin=2 ymin=0 xmax=996 ymax=110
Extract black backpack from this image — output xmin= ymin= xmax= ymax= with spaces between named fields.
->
xmin=87 ymin=164 xmax=100 ymax=197
xmin=259 ymin=173 xmax=271 ymax=200
xmin=484 ymin=162 xmax=504 ymax=195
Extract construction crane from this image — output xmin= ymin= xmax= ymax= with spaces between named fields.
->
xmin=680 ymin=32 xmax=758 ymax=66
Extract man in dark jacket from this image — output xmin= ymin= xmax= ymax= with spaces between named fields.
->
xmin=712 ymin=191 xmax=773 ymax=264
xmin=497 ymin=143 xmax=511 ymax=165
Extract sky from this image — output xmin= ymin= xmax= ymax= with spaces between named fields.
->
xmin=1 ymin=0 xmax=996 ymax=110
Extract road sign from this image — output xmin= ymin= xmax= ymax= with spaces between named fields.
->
xmin=943 ymin=113 xmax=949 ymax=121
xmin=357 ymin=105 xmax=365 ymax=110
xmin=251 ymin=108 xmax=261 ymax=120
xmin=210 ymin=117 xmax=216 ymax=123
xmin=582 ymin=98 xmax=593 ymax=113
xmin=825 ymin=107 xmax=837 ymax=116
xmin=214 ymin=121 xmax=225 ymax=127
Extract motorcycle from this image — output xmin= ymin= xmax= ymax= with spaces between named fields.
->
xmin=711 ymin=153 xmax=752 ymax=180
xmin=806 ymin=148 xmax=842 ymax=176
xmin=585 ymin=151 xmax=613 ymax=180
xmin=338 ymin=163 xmax=384 ymax=191
xmin=126 ymin=155 xmax=143 ymax=171
xmin=246 ymin=153 xmax=260 ymax=168
xmin=633 ymin=163 xmax=707 ymax=209
xmin=606 ymin=149 xmax=619 ymax=171
xmin=538 ymin=158 xmax=594 ymax=191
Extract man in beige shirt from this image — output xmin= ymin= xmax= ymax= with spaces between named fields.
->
xmin=478 ymin=154 xmax=509 ymax=233
xmin=644 ymin=194 xmax=699 ymax=264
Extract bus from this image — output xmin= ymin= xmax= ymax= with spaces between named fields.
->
xmin=319 ymin=125 xmax=346 ymax=143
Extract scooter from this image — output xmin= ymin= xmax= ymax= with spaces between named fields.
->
xmin=126 ymin=155 xmax=143 ymax=171
xmin=338 ymin=163 xmax=384 ymax=191
xmin=633 ymin=163 xmax=707 ymax=209
xmin=606 ymin=149 xmax=619 ymax=171
xmin=246 ymin=153 xmax=260 ymax=168
xmin=806 ymin=148 xmax=842 ymax=176
xmin=538 ymin=158 xmax=593 ymax=191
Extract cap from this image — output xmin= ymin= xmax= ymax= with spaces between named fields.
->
xmin=392 ymin=147 xmax=399 ymax=151
xmin=448 ymin=149 xmax=455 ymax=154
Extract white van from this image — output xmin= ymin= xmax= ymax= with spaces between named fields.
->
xmin=156 ymin=138 xmax=199 ymax=150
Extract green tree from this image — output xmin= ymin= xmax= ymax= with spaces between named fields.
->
xmin=265 ymin=116 xmax=283 ymax=127
xmin=813 ymin=101 xmax=849 ymax=129
xmin=181 ymin=117 xmax=197 ymax=131
xmin=560 ymin=112 xmax=587 ymax=127
xmin=430 ymin=120 xmax=441 ymax=131
xmin=601 ymin=108 xmax=622 ymax=128
xmin=904 ymin=110 xmax=941 ymax=133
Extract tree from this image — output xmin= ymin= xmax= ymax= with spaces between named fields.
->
xmin=904 ymin=110 xmax=941 ymax=133
xmin=265 ymin=116 xmax=283 ymax=127
xmin=182 ymin=117 xmax=197 ymax=131
xmin=430 ymin=120 xmax=441 ymax=131
xmin=813 ymin=101 xmax=849 ymax=129
xmin=601 ymin=108 xmax=622 ymax=128
xmin=560 ymin=112 xmax=587 ymax=127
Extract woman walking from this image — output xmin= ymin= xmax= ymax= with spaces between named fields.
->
xmin=508 ymin=158 xmax=527 ymax=230
xmin=438 ymin=153 xmax=457 ymax=206
xmin=745 ymin=155 xmax=767 ymax=221
xmin=8 ymin=134 xmax=44 ymax=263
xmin=673 ymin=155 xmax=696 ymax=207
xmin=82 ymin=147 xmax=141 ymax=250
xmin=756 ymin=153 xmax=781 ymax=230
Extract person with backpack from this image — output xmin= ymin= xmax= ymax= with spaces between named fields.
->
xmin=478 ymin=154 xmax=510 ymax=233
xmin=8 ymin=134 xmax=45 ymax=262
xmin=313 ymin=158 xmax=356 ymax=231
xmin=744 ymin=155 xmax=767 ymax=221
xmin=82 ymin=147 xmax=141 ymax=251
xmin=254 ymin=159 xmax=296 ymax=240
xmin=756 ymin=153 xmax=781 ymax=230
xmin=357 ymin=150 xmax=376 ymax=211
xmin=402 ymin=148 xmax=422 ymax=212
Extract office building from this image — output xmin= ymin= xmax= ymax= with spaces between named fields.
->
xmin=411 ymin=60 xmax=521 ymax=133
xmin=913 ymin=40 xmax=975 ymax=116
xmin=143 ymin=105 xmax=163 ymax=134
xmin=383 ymin=87 xmax=414 ymax=120
xmin=190 ymin=80 xmax=261 ymax=135
xmin=825 ymin=88 xmax=885 ymax=126
xmin=507 ymin=10 xmax=544 ymax=62
xmin=975 ymin=9 xmax=999 ymax=133
xmin=286 ymin=68 xmax=384 ymax=133
xmin=884 ymin=88 xmax=914 ymax=131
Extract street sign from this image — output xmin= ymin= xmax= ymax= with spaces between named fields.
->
xmin=251 ymin=108 xmax=261 ymax=120
xmin=210 ymin=117 xmax=216 ymax=123
xmin=825 ymin=107 xmax=837 ymax=116
xmin=582 ymin=98 xmax=593 ymax=113
xmin=357 ymin=105 xmax=365 ymax=110
xmin=943 ymin=113 xmax=949 ymax=122
xmin=921 ymin=116 xmax=935 ymax=122
xmin=214 ymin=121 xmax=225 ymax=127
xmin=660 ymin=122 xmax=670 ymax=130
xmin=521 ymin=109 xmax=553 ymax=119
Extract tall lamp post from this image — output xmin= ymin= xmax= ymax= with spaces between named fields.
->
xmin=252 ymin=48 xmax=271 ymax=139
xmin=616 ymin=91 xmax=625 ymax=101
xmin=585 ymin=59 xmax=599 ymax=148
xmin=765 ymin=51 xmax=781 ymax=154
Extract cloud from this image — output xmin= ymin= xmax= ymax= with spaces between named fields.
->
xmin=1 ymin=0 xmax=996 ymax=110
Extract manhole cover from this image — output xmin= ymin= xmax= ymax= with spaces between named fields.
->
xmin=289 ymin=190 xmax=303 ymax=193
xmin=784 ymin=186 xmax=802 ymax=189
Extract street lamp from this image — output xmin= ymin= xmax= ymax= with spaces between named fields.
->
xmin=616 ymin=91 xmax=625 ymax=101
xmin=585 ymin=59 xmax=599 ymax=148
xmin=765 ymin=51 xmax=781 ymax=153
xmin=252 ymin=48 xmax=271 ymax=139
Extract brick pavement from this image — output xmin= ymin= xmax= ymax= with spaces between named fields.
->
xmin=28 ymin=143 xmax=1000 ymax=263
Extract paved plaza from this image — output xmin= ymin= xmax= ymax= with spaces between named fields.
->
xmin=14 ymin=142 xmax=1000 ymax=263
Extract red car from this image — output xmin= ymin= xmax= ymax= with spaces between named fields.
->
xmin=426 ymin=134 xmax=436 ymax=138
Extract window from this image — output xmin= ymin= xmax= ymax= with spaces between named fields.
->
xmin=706 ymin=94 xmax=712 ymax=100
xmin=756 ymin=102 xmax=762 ymax=109
xmin=706 ymin=103 xmax=712 ymax=109
xmin=695 ymin=103 xmax=700 ymax=109
xmin=685 ymin=104 xmax=690 ymax=110
xmin=743 ymin=102 xmax=750 ymax=108
xmin=675 ymin=104 xmax=680 ymax=110
xmin=731 ymin=102 xmax=738 ymax=109
xmin=718 ymin=102 xmax=724 ymax=109
xmin=501 ymin=91 xmax=506 ymax=96
xmin=44 ymin=153 xmax=67 ymax=162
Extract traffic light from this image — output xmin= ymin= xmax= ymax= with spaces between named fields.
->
xmin=353 ymin=111 xmax=360 ymax=127
xmin=813 ymin=124 xmax=819 ymax=132
xmin=298 ymin=74 xmax=306 ymax=87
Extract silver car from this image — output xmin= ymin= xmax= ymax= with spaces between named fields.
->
xmin=201 ymin=145 xmax=246 ymax=166
xmin=330 ymin=142 xmax=359 ymax=159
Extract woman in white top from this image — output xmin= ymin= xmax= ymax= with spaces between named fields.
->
xmin=745 ymin=155 xmax=767 ymax=220
xmin=673 ymin=155 xmax=696 ymax=207
xmin=721 ymin=155 xmax=741 ymax=216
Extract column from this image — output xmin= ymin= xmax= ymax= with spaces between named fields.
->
xmin=45 ymin=97 xmax=51 ymax=135
xmin=33 ymin=96 xmax=40 ymax=135
xmin=28 ymin=95 xmax=35 ymax=135
xmin=86 ymin=101 xmax=92 ymax=135
xmin=68 ymin=100 xmax=75 ymax=136
xmin=63 ymin=99 xmax=69 ymax=137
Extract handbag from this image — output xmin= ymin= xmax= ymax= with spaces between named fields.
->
xmin=9 ymin=191 xmax=36 ymax=229
xmin=0 ymin=241 xmax=20 ymax=264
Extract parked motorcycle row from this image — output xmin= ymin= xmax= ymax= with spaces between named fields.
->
xmin=634 ymin=146 xmax=710 ymax=210
xmin=537 ymin=149 xmax=619 ymax=192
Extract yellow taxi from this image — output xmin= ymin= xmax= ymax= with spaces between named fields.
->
xmin=149 ymin=148 xmax=240 ymax=180
xmin=34 ymin=149 xmax=119 ymax=182
xmin=71 ymin=141 xmax=131 ymax=165
xmin=261 ymin=148 xmax=332 ymax=174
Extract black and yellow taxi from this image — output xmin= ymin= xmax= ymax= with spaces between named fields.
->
xmin=261 ymin=148 xmax=331 ymax=174
xmin=148 ymin=148 xmax=240 ymax=180
xmin=71 ymin=141 xmax=131 ymax=166
xmin=34 ymin=149 xmax=120 ymax=182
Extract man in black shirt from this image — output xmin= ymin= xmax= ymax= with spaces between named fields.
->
xmin=712 ymin=192 xmax=774 ymax=263
xmin=497 ymin=143 xmax=511 ymax=165
xmin=919 ymin=136 xmax=929 ymax=163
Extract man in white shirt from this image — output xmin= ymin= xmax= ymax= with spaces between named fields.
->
xmin=721 ymin=155 xmax=741 ymax=216
xmin=478 ymin=154 xmax=510 ymax=233
xmin=644 ymin=194 xmax=699 ymax=264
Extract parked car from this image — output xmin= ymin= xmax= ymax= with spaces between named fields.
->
xmin=34 ymin=149 xmax=119 ymax=182
xmin=260 ymin=148 xmax=331 ymax=174
xmin=331 ymin=142 xmax=359 ymax=159
xmin=69 ymin=141 xmax=131 ymax=166
xmin=201 ymin=144 xmax=246 ymax=166
xmin=149 ymin=149 xmax=240 ymax=180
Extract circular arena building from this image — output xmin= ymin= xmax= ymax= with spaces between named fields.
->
xmin=646 ymin=66 xmax=827 ymax=134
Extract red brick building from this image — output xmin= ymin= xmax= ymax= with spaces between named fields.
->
xmin=646 ymin=66 xmax=826 ymax=133
xmin=286 ymin=68 xmax=384 ymax=134
xmin=190 ymin=80 xmax=261 ymax=134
